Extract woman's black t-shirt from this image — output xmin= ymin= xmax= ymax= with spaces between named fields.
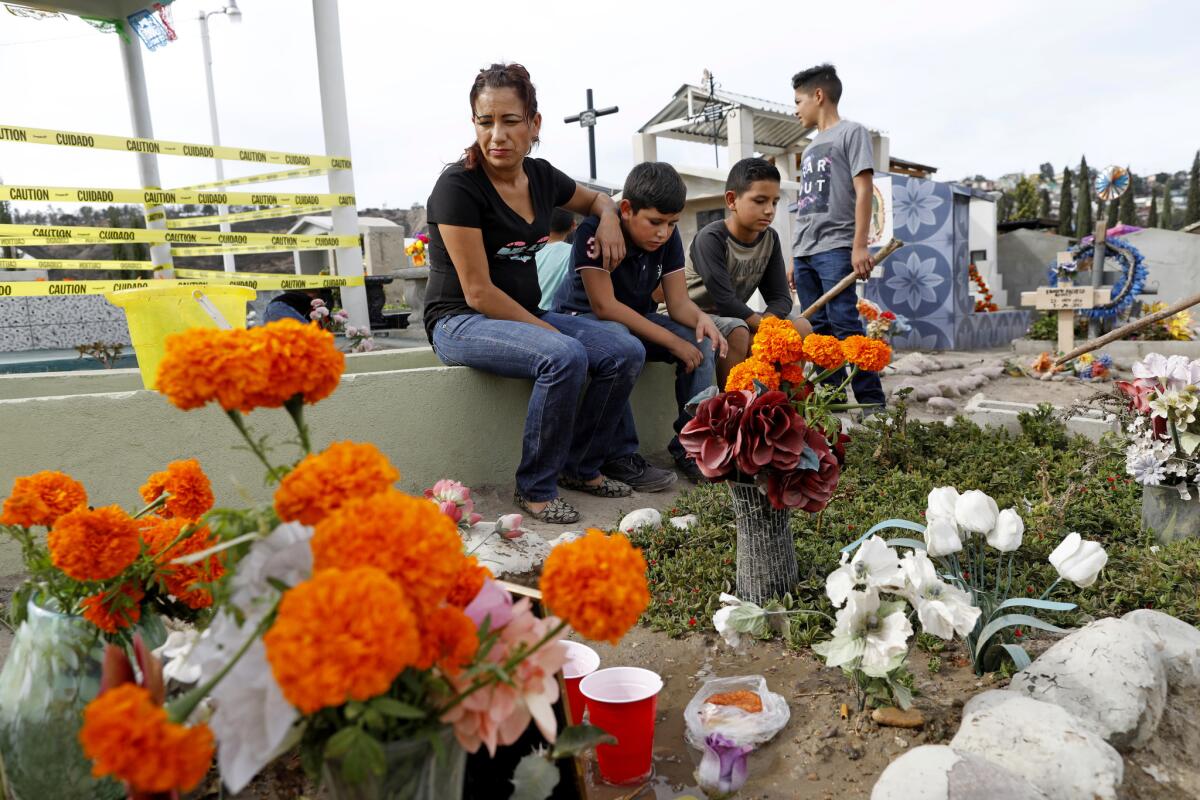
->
xmin=423 ymin=157 xmax=578 ymax=340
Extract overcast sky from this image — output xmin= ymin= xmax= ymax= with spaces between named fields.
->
xmin=1 ymin=0 xmax=1197 ymax=213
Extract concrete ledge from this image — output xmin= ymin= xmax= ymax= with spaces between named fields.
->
xmin=0 ymin=360 xmax=679 ymax=575
xmin=1012 ymin=337 xmax=1200 ymax=364
xmin=963 ymin=394 xmax=1118 ymax=443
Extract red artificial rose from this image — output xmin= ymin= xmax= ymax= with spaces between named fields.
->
xmin=679 ymin=390 xmax=754 ymax=479
xmin=736 ymin=391 xmax=807 ymax=476
xmin=831 ymin=430 xmax=851 ymax=467
xmin=766 ymin=428 xmax=841 ymax=512
xmin=881 ymin=311 xmax=896 ymax=321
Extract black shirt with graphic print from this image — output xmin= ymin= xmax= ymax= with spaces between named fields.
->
xmin=423 ymin=157 xmax=577 ymax=340
xmin=555 ymin=216 xmax=685 ymax=317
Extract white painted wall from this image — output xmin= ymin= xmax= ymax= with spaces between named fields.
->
xmin=969 ymin=197 xmax=1001 ymax=303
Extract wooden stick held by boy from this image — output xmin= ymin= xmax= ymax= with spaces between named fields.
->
xmin=800 ymin=238 xmax=903 ymax=320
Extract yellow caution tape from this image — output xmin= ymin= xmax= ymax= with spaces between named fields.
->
xmin=0 ymin=258 xmax=153 ymax=271
xmin=1 ymin=185 xmax=356 ymax=208
xmin=167 ymin=205 xmax=332 ymax=229
xmin=0 ymin=224 xmax=359 ymax=249
xmin=0 ymin=124 xmax=351 ymax=170
xmin=146 ymin=210 xmax=167 ymax=223
xmin=0 ymin=275 xmax=364 ymax=297
xmin=172 ymin=167 xmax=331 ymax=191
xmin=173 ymin=271 xmax=365 ymax=289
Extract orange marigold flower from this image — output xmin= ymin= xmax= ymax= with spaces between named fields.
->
xmin=725 ymin=357 xmax=781 ymax=392
xmin=802 ymin=334 xmax=847 ymax=371
xmin=856 ymin=298 xmax=881 ymax=322
xmin=139 ymin=459 xmax=214 ymax=521
xmin=311 ymin=490 xmax=464 ymax=611
xmin=750 ymin=317 xmax=805 ymax=365
xmin=1 ymin=471 xmax=88 ymax=528
xmin=540 ymin=529 xmax=649 ymax=645
xmin=141 ymin=518 xmax=225 ymax=609
xmin=242 ymin=319 xmax=345 ymax=409
xmin=780 ymin=363 xmax=807 ymax=385
xmin=263 ymin=567 xmax=420 ymax=714
xmin=841 ymin=335 xmax=892 ymax=373
xmin=49 ymin=505 xmax=140 ymax=582
xmin=80 ymin=683 xmax=214 ymax=794
xmin=274 ymin=441 xmax=399 ymax=525
xmin=155 ymin=327 xmax=268 ymax=412
xmin=446 ymin=555 xmax=493 ymax=609
xmin=415 ymin=605 xmax=479 ymax=675
xmin=81 ymin=584 xmax=145 ymax=634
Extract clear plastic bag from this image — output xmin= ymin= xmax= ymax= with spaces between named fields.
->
xmin=683 ymin=675 xmax=791 ymax=749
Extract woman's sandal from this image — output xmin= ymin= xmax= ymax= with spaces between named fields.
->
xmin=513 ymin=492 xmax=581 ymax=524
xmin=557 ymin=474 xmax=633 ymax=498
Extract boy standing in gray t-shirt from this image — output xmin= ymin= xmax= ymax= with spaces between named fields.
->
xmin=790 ymin=63 xmax=885 ymax=410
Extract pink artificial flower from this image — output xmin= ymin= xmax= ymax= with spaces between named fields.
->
xmin=424 ymin=479 xmax=478 ymax=527
xmin=441 ymin=598 xmax=566 ymax=756
xmin=309 ymin=306 xmax=330 ymax=321
xmin=438 ymin=500 xmax=463 ymax=525
xmin=464 ymin=578 xmax=514 ymax=630
xmin=495 ymin=513 xmax=525 ymax=540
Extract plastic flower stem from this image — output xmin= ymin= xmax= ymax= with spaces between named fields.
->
xmin=283 ymin=394 xmax=312 ymax=455
xmin=167 ymin=601 xmax=279 ymax=725
xmin=437 ymin=619 xmax=569 ymax=717
xmin=131 ymin=492 xmax=170 ymax=520
xmin=994 ymin=557 xmax=1002 ymax=596
xmin=225 ymin=409 xmax=282 ymax=480
xmin=467 ymin=528 xmax=496 ymax=556
xmin=1005 ymin=555 xmax=1013 ymax=601
xmin=1039 ymin=577 xmax=1062 ymax=601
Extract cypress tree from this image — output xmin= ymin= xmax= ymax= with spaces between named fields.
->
xmin=1058 ymin=166 xmax=1074 ymax=236
xmin=1148 ymin=187 xmax=1159 ymax=228
xmin=1038 ymin=188 xmax=1052 ymax=218
xmin=1187 ymin=150 xmax=1200 ymax=226
xmin=1012 ymin=176 xmax=1041 ymax=220
xmin=0 ymin=198 xmax=13 ymax=260
xmin=1076 ymin=156 xmax=1092 ymax=235
xmin=1118 ymin=172 xmax=1137 ymax=225
xmin=1163 ymin=186 xmax=1175 ymax=229
xmin=1105 ymin=198 xmax=1119 ymax=229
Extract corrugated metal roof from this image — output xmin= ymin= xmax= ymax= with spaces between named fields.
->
xmin=639 ymin=84 xmax=814 ymax=151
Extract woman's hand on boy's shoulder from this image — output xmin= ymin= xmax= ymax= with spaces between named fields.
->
xmin=593 ymin=211 xmax=626 ymax=271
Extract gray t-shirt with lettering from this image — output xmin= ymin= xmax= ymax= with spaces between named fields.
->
xmin=792 ymin=119 xmax=874 ymax=258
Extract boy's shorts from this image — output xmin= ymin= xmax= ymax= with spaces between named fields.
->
xmin=710 ymin=314 xmax=750 ymax=338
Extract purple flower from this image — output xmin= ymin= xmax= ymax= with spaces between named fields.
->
xmin=696 ymin=733 xmax=752 ymax=797
xmin=464 ymin=578 xmax=514 ymax=630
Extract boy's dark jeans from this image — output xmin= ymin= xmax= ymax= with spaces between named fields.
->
xmin=793 ymin=247 xmax=886 ymax=409
xmin=579 ymin=312 xmax=716 ymax=461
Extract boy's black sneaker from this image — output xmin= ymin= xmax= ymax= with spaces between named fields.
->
xmin=601 ymin=454 xmax=677 ymax=493
xmin=673 ymin=453 xmax=705 ymax=484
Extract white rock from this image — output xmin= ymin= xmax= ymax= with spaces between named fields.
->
xmin=618 ymin=508 xmax=662 ymax=533
xmin=871 ymin=745 xmax=1048 ymax=800
xmin=1008 ymin=617 xmax=1167 ymax=750
xmin=669 ymin=514 xmax=697 ymax=530
xmin=1122 ymin=609 xmax=1200 ymax=689
xmin=937 ymin=381 xmax=962 ymax=398
xmin=548 ymin=530 xmax=586 ymax=547
xmin=927 ymin=397 xmax=957 ymax=412
xmin=951 ymin=691 xmax=1123 ymax=800
xmin=912 ymin=384 xmax=939 ymax=401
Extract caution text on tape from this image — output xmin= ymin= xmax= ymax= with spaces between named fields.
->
xmin=1 ymin=185 xmax=356 ymax=208
xmin=0 ymin=224 xmax=359 ymax=249
xmin=0 ymin=274 xmax=364 ymax=297
xmin=166 ymin=205 xmax=332 ymax=229
xmin=0 ymin=258 xmax=153 ymax=271
xmin=172 ymin=167 xmax=330 ymax=192
xmin=0 ymin=125 xmax=351 ymax=170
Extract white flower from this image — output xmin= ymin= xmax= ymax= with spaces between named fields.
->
xmin=1132 ymin=353 xmax=1169 ymax=383
xmin=899 ymin=552 xmax=981 ymax=640
xmin=183 ymin=611 xmax=301 ymax=793
xmin=1049 ymin=532 xmax=1108 ymax=588
xmin=824 ymin=589 xmax=913 ymax=676
xmin=825 ymin=536 xmax=904 ymax=607
xmin=1127 ymin=450 xmax=1168 ymax=486
xmin=153 ymin=629 xmax=201 ymax=684
xmin=923 ymin=515 xmax=963 ymax=557
xmin=925 ymin=487 xmax=960 ymax=522
xmin=987 ymin=508 xmax=1024 ymax=552
xmin=712 ymin=593 xmax=747 ymax=649
xmin=229 ymin=522 xmax=314 ymax=619
xmin=954 ymin=490 xmax=999 ymax=535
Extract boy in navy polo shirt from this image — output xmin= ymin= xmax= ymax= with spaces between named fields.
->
xmin=556 ymin=162 xmax=727 ymax=485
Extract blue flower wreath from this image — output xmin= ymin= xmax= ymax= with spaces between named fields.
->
xmin=1046 ymin=237 xmax=1148 ymax=319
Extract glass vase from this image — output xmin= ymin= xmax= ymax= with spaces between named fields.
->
xmin=0 ymin=599 xmax=125 ymax=800
xmin=322 ymin=726 xmax=466 ymax=800
xmin=729 ymin=481 xmax=798 ymax=605
xmin=1142 ymin=483 xmax=1200 ymax=543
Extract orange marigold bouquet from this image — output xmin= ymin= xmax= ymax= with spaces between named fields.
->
xmin=682 ymin=319 xmax=894 ymax=511
xmin=1 ymin=462 xmax=221 ymax=637
xmin=68 ymin=319 xmax=650 ymax=799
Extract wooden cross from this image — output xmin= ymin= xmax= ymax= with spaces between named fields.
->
xmin=1020 ymin=267 xmax=1111 ymax=355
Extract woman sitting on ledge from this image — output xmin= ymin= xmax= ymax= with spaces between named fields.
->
xmin=423 ymin=63 xmax=651 ymax=524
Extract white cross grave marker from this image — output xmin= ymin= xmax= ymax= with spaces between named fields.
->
xmin=1020 ymin=253 xmax=1111 ymax=354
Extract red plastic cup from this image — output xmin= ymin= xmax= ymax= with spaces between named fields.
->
xmin=579 ymin=666 xmax=663 ymax=785
xmin=559 ymin=641 xmax=600 ymax=726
